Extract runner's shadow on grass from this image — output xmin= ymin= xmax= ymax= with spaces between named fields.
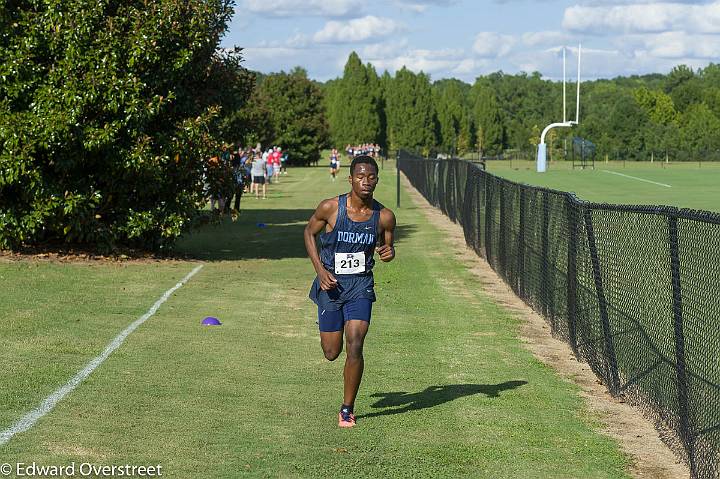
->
xmin=359 ymin=381 xmax=527 ymax=419
xmin=394 ymin=224 xmax=417 ymax=245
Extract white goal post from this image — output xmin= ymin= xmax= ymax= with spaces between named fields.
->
xmin=537 ymin=45 xmax=582 ymax=172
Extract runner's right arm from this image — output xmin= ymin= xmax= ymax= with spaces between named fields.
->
xmin=304 ymin=200 xmax=338 ymax=290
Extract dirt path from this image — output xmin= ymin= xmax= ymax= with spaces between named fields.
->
xmin=402 ymin=173 xmax=689 ymax=479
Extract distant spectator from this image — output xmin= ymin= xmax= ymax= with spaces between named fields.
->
xmin=250 ymin=153 xmax=267 ymax=199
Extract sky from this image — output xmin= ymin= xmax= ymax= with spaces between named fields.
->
xmin=221 ymin=0 xmax=720 ymax=83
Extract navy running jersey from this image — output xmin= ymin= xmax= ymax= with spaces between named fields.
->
xmin=309 ymin=194 xmax=384 ymax=310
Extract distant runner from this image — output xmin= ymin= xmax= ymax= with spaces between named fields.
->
xmin=330 ymin=149 xmax=339 ymax=181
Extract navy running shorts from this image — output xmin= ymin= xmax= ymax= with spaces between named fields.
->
xmin=318 ymin=298 xmax=373 ymax=332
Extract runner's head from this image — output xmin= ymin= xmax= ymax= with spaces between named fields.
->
xmin=349 ymin=155 xmax=379 ymax=200
xmin=350 ymin=155 xmax=378 ymax=176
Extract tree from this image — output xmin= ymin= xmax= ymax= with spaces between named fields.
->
xmin=433 ymin=79 xmax=471 ymax=155
xmin=385 ymin=68 xmax=436 ymax=154
xmin=248 ymin=68 xmax=329 ymax=165
xmin=0 ymin=0 xmax=240 ymax=251
xmin=632 ymin=87 xmax=679 ymax=156
xmin=664 ymin=65 xmax=701 ymax=112
xmin=470 ymin=81 xmax=504 ymax=156
xmin=378 ymin=70 xmax=392 ymax=150
xmin=679 ymin=103 xmax=720 ymax=155
xmin=326 ymin=52 xmax=382 ymax=147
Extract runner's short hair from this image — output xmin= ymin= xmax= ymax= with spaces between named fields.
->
xmin=350 ymin=155 xmax=378 ymax=175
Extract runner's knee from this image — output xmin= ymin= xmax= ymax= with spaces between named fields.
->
xmin=322 ymin=344 xmax=342 ymax=361
xmin=345 ymin=338 xmax=364 ymax=360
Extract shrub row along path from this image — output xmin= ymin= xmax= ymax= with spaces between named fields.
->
xmin=0 ymin=164 xmax=685 ymax=478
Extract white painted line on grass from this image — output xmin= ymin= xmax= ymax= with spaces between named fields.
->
xmin=602 ymin=170 xmax=672 ymax=188
xmin=0 ymin=264 xmax=204 ymax=446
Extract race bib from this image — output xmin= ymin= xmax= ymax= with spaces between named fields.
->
xmin=335 ymin=252 xmax=366 ymax=275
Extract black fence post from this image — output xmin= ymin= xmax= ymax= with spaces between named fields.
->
xmin=541 ymin=191 xmax=550 ymax=318
xmin=484 ymin=179 xmax=493 ymax=263
xmin=498 ymin=181 xmax=506 ymax=279
xmin=516 ymin=187 xmax=526 ymax=298
xmin=566 ymin=195 xmax=579 ymax=357
xmin=477 ymin=172 xmax=485 ymax=256
xmin=396 ymin=150 xmax=400 ymax=209
xmin=583 ymin=209 xmax=620 ymax=394
xmin=668 ymin=216 xmax=697 ymax=477
xmin=462 ymin=165 xmax=475 ymax=246
xmin=450 ymin=160 xmax=457 ymax=222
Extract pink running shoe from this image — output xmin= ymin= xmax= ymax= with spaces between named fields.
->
xmin=338 ymin=410 xmax=356 ymax=428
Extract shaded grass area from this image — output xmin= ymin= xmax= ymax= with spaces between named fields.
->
xmin=1 ymin=166 xmax=630 ymax=477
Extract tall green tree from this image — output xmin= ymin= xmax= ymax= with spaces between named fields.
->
xmin=632 ymin=87 xmax=679 ymax=155
xmin=665 ymin=65 xmax=701 ymax=112
xmin=470 ymin=81 xmax=504 ymax=155
xmin=378 ymin=70 xmax=392 ymax=150
xmin=0 ymin=0 xmax=239 ymax=250
xmin=433 ymin=79 xmax=471 ymax=155
xmin=327 ymin=52 xmax=382 ymax=148
xmin=385 ymin=67 xmax=436 ymax=154
xmin=679 ymin=103 xmax=720 ymax=154
xmin=247 ymin=68 xmax=329 ymax=165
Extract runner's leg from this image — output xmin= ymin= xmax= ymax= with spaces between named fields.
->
xmin=343 ymin=319 xmax=369 ymax=407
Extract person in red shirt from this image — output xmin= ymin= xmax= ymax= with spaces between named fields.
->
xmin=272 ymin=147 xmax=282 ymax=183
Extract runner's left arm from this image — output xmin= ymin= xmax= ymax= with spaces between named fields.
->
xmin=376 ymin=208 xmax=396 ymax=262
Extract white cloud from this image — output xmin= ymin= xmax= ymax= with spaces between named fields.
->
xmin=392 ymin=0 xmax=458 ymax=12
xmin=313 ymin=16 xmax=401 ymax=43
xmin=452 ymin=58 xmax=491 ymax=75
xmin=241 ymin=0 xmax=363 ymax=17
xmin=369 ymin=56 xmax=457 ymax=75
xmin=579 ymin=0 xmax=700 ymax=4
xmin=361 ymin=38 xmax=410 ymax=59
xmin=624 ymin=31 xmax=720 ymax=58
xmin=362 ymin=45 xmax=466 ymax=75
xmin=285 ymin=32 xmax=311 ymax=48
xmin=473 ymin=32 xmax=516 ymax=57
xmin=563 ymin=2 xmax=720 ymax=34
xmin=521 ymin=31 xmax=572 ymax=47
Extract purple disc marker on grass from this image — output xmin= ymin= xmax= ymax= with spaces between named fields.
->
xmin=202 ymin=317 xmax=222 ymax=326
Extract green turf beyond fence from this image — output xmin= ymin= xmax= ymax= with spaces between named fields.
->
xmin=0 ymin=166 xmax=632 ymax=477
xmin=400 ymin=151 xmax=720 ymax=479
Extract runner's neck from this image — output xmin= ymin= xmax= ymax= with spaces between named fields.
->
xmin=347 ymin=192 xmax=373 ymax=211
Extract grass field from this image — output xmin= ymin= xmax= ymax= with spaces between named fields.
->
xmin=0 ymin=165 xmax=633 ymax=477
xmin=487 ymin=160 xmax=720 ymax=212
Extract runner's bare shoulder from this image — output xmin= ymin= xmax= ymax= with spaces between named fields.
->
xmin=315 ymin=197 xmax=339 ymax=221
xmin=379 ymin=207 xmax=396 ymax=228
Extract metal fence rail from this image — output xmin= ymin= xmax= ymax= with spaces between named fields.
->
xmin=399 ymin=150 xmax=720 ymax=479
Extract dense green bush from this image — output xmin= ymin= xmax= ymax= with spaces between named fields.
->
xmin=0 ymin=0 xmax=248 ymax=251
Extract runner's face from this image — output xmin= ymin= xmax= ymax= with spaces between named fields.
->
xmin=349 ymin=163 xmax=378 ymax=199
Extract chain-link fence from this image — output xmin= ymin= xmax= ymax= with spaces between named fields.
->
xmin=399 ymin=150 xmax=720 ymax=479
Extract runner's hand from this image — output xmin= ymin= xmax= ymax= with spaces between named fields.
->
xmin=319 ymin=269 xmax=338 ymax=290
xmin=376 ymin=245 xmax=395 ymax=262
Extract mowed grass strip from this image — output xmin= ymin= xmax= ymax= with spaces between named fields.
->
xmin=487 ymin=159 xmax=720 ymax=211
xmin=1 ymin=165 xmax=629 ymax=478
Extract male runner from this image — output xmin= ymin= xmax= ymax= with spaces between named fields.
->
xmin=304 ymin=155 xmax=396 ymax=428
xmin=329 ymin=149 xmax=339 ymax=181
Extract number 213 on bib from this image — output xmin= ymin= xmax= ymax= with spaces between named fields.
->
xmin=335 ymin=252 xmax=365 ymax=274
